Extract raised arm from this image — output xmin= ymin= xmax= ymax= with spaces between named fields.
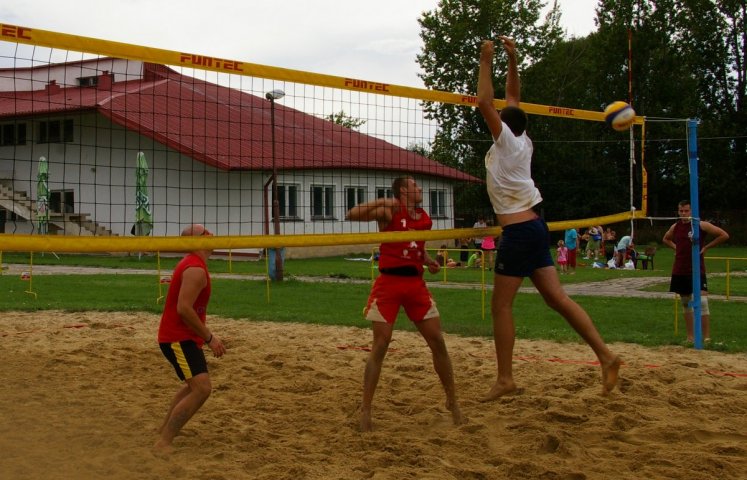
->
xmin=477 ymin=40 xmax=503 ymax=139
xmin=478 ymin=36 xmax=520 ymax=140
xmin=346 ymin=197 xmax=399 ymax=229
xmin=501 ymin=36 xmax=520 ymax=106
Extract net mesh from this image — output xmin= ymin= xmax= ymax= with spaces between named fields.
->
xmin=0 ymin=24 xmax=645 ymax=254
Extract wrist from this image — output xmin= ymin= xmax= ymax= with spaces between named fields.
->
xmin=205 ymin=334 xmax=213 ymax=344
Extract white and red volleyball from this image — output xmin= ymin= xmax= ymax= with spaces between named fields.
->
xmin=604 ymin=101 xmax=636 ymax=131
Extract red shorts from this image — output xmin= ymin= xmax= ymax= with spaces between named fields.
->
xmin=567 ymin=247 xmax=577 ymax=268
xmin=364 ymin=274 xmax=439 ymax=324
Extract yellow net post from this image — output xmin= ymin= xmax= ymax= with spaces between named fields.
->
xmin=674 ymin=294 xmax=679 ymax=336
xmin=265 ymin=251 xmax=271 ymax=303
xmin=480 ymin=253 xmax=487 ymax=321
xmin=24 ymin=251 xmax=37 ymax=299
xmin=156 ymin=251 xmax=166 ymax=304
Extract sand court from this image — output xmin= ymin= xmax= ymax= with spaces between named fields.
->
xmin=1 ymin=311 xmax=746 ymax=479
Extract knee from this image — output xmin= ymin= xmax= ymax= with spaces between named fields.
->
xmin=700 ymin=296 xmax=710 ymax=315
xmin=371 ymin=333 xmax=392 ymax=356
xmin=544 ymin=292 xmax=571 ymax=313
xmin=191 ymin=375 xmax=212 ymax=399
xmin=680 ymin=294 xmax=693 ymax=312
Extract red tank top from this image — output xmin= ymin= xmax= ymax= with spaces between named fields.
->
xmin=672 ymin=220 xmax=706 ymax=275
xmin=158 ymin=253 xmax=211 ymax=344
xmin=378 ymin=206 xmax=432 ymax=274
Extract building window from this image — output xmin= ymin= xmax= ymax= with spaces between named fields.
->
xmin=38 ymin=119 xmax=74 ymax=143
xmin=311 ymin=185 xmax=334 ymax=220
xmin=429 ymin=189 xmax=447 ymax=218
xmin=50 ymin=189 xmax=75 ymax=214
xmin=345 ymin=186 xmax=366 ymax=212
xmin=276 ymin=184 xmax=298 ymax=219
xmin=376 ymin=187 xmax=393 ymax=199
xmin=78 ymin=76 xmax=98 ymax=87
xmin=1 ymin=123 xmax=27 ymax=146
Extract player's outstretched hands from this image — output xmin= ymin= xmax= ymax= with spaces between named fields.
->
xmin=480 ymin=40 xmax=495 ymax=62
xmin=497 ymin=35 xmax=517 ymax=59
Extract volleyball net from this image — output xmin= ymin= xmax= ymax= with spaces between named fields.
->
xmin=0 ymin=23 xmax=646 ymax=254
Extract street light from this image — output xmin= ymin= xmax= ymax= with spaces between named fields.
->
xmin=266 ymin=89 xmax=285 ymax=281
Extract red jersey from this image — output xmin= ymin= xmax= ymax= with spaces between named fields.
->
xmin=378 ymin=206 xmax=432 ymax=274
xmin=158 ymin=253 xmax=211 ymax=344
xmin=672 ymin=220 xmax=706 ymax=275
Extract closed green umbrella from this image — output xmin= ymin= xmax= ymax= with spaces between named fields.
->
xmin=36 ymin=156 xmax=49 ymax=235
xmin=134 ymin=152 xmax=153 ymax=236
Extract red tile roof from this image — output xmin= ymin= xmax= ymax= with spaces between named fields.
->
xmin=0 ymin=61 xmax=480 ymax=183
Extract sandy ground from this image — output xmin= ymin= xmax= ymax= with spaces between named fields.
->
xmin=1 ymin=311 xmax=746 ymax=480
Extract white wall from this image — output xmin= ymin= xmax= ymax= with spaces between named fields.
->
xmin=2 ymin=114 xmax=456 ymax=237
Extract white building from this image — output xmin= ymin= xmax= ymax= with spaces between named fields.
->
xmin=0 ymin=58 xmax=480 ymax=246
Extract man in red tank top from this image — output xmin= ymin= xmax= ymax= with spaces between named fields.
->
xmin=347 ymin=176 xmax=463 ymax=432
xmin=663 ymin=200 xmax=729 ymax=343
xmin=155 ymin=224 xmax=226 ymax=454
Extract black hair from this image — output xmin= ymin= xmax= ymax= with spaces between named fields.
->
xmin=500 ymin=106 xmax=528 ymax=136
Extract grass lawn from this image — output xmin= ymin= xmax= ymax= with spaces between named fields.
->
xmin=2 ymin=271 xmax=745 ymax=353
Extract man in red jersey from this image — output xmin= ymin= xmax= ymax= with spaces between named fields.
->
xmin=663 ymin=200 xmax=729 ymax=343
xmin=347 ymin=176 xmax=462 ymax=432
xmin=155 ymin=224 xmax=226 ymax=454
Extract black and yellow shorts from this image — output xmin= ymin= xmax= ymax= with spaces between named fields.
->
xmin=160 ymin=340 xmax=208 ymax=381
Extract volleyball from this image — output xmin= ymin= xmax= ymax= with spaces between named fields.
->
xmin=604 ymin=101 xmax=636 ymax=131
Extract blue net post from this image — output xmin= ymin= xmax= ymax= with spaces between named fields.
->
xmin=687 ymin=119 xmax=703 ymax=350
xmin=268 ymin=248 xmax=286 ymax=281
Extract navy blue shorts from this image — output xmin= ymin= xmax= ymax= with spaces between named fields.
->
xmin=494 ymin=217 xmax=554 ymax=277
xmin=669 ymin=274 xmax=708 ymax=295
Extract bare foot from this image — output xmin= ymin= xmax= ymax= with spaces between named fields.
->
xmin=359 ymin=408 xmax=372 ymax=433
xmin=152 ymin=439 xmax=174 ymax=457
xmin=601 ymin=355 xmax=622 ymax=396
xmin=446 ymin=398 xmax=465 ymax=425
xmin=480 ymin=379 xmax=517 ymax=402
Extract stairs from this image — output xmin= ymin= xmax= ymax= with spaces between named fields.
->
xmin=0 ymin=183 xmax=117 ymax=236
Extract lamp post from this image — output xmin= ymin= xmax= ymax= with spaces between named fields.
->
xmin=266 ymin=89 xmax=285 ymax=281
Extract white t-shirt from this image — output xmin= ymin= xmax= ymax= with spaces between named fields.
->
xmin=484 ymin=123 xmax=542 ymax=214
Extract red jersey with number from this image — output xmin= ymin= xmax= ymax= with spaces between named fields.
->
xmin=672 ymin=220 xmax=706 ymax=275
xmin=158 ymin=253 xmax=211 ymax=345
xmin=378 ymin=207 xmax=431 ymax=274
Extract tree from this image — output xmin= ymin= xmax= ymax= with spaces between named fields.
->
xmin=325 ymin=111 xmax=366 ymax=130
xmin=592 ymin=0 xmax=746 ymax=214
xmin=417 ymin=0 xmax=563 ymax=219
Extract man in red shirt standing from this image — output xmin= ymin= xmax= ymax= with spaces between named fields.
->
xmin=663 ymin=201 xmax=729 ymax=343
xmin=155 ymin=224 xmax=226 ymax=454
xmin=347 ymin=176 xmax=462 ymax=432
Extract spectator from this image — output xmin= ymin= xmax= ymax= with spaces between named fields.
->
xmin=663 ymin=200 xmax=729 ymax=343
xmin=467 ymin=249 xmax=483 ymax=268
xmin=564 ymin=228 xmax=578 ymax=274
xmin=614 ymin=235 xmax=634 ymax=268
xmin=458 ymin=237 xmax=471 ymax=263
xmin=585 ymin=226 xmax=602 ymax=260
xmin=473 ymin=216 xmax=487 ymax=250
xmin=556 ymin=239 xmax=569 ymax=274
xmin=481 ymin=232 xmax=496 ymax=269
xmin=603 ymin=227 xmax=617 ymax=261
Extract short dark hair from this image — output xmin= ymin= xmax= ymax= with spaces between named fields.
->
xmin=391 ymin=176 xmax=413 ymax=198
xmin=500 ymin=106 xmax=528 ymax=136
xmin=678 ymin=200 xmax=690 ymax=207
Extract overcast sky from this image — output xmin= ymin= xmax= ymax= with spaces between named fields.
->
xmin=1 ymin=0 xmax=599 ymax=87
